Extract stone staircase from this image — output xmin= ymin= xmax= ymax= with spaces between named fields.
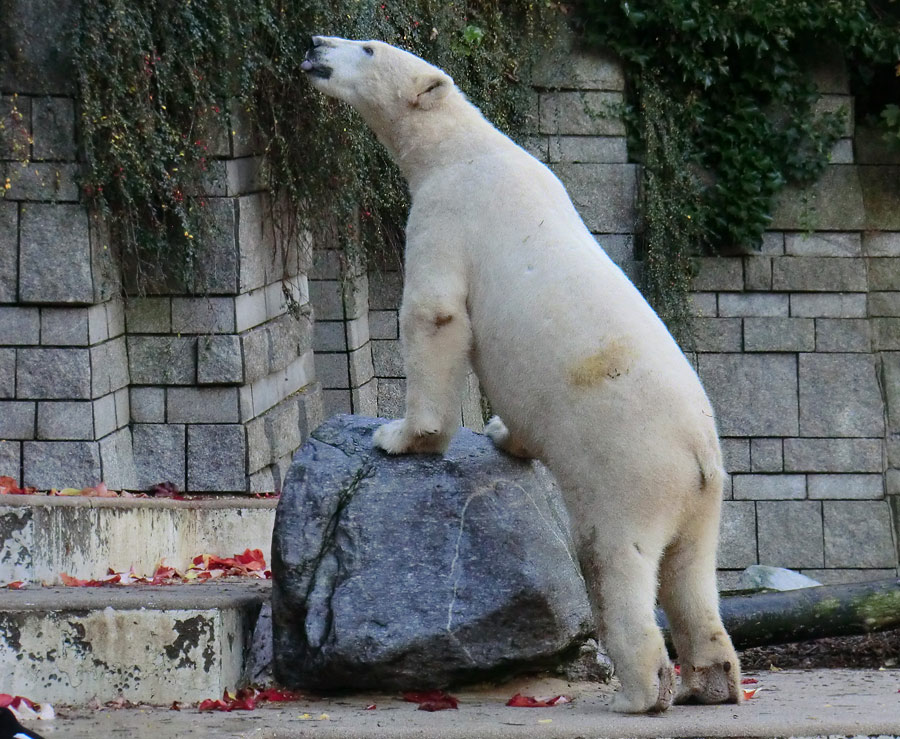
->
xmin=0 ymin=495 xmax=275 ymax=705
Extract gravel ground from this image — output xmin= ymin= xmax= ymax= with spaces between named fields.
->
xmin=739 ymin=628 xmax=900 ymax=670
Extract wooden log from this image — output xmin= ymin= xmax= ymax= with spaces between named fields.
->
xmin=657 ymin=578 xmax=900 ymax=650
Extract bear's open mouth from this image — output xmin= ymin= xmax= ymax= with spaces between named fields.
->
xmin=301 ymin=56 xmax=332 ymax=79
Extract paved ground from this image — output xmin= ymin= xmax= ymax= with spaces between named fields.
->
xmin=26 ymin=669 xmax=900 ymax=738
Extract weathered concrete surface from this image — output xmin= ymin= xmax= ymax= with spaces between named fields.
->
xmin=0 ymin=582 xmax=268 ymax=705
xmin=272 ymin=415 xmax=593 ymax=691
xmin=0 ymin=496 xmax=276 ymax=585
xmin=24 ymin=669 xmax=900 ymax=738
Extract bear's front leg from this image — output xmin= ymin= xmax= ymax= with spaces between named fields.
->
xmin=373 ymin=293 xmax=472 ymax=456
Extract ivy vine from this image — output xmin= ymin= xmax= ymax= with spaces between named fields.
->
xmin=72 ymin=0 xmax=560 ymax=292
xmin=577 ymin=0 xmax=900 ymax=339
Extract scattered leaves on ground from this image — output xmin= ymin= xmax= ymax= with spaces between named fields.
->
xmin=743 ymin=687 xmax=759 ymax=700
xmin=58 ymin=548 xmax=271 ymax=587
xmin=403 ymin=690 xmax=459 ymax=711
xmin=196 ymin=687 xmax=304 ymax=712
xmin=506 ymin=693 xmax=571 ymax=707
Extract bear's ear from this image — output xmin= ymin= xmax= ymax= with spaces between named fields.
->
xmin=409 ymin=72 xmax=451 ymax=110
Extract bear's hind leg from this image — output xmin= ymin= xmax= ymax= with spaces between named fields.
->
xmin=658 ymin=520 xmax=742 ymax=705
xmin=582 ymin=537 xmax=675 ymax=713
xmin=484 ymin=416 xmax=535 ymax=458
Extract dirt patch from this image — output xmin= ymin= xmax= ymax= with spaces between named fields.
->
xmin=740 ymin=628 xmax=900 ymax=670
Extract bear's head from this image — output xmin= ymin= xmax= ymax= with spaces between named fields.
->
xmin=301 ymin=36 xmax=454 ymax=116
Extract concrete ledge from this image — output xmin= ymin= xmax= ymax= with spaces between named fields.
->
xmin=0 ymin=496 xmax=277 ymax=585
xmin=0 ymin=582 xmax=268 ymax=705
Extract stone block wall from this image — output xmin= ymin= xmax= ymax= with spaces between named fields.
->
xmin=0 ymin=1 xmax=323 ymax=493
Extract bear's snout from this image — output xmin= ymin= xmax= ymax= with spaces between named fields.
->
xmin=301 ymin=43 xmax=332 ymax=79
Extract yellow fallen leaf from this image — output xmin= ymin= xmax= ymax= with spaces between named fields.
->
xmin=57 ymin=488 xmax=82 ymax=496
xmin=538 ymin=718 xmax=552 ymax=724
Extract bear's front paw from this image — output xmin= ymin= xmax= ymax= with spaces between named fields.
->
xmin=373 ymin=419 xmax=448 ymax=455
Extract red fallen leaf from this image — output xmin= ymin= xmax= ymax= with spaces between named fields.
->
xmin=198 ymin=689 xmax=258 ymax=712
xmin=743 ymin=688 xmax=759 ymax=700
xmin=60 ymin=572 xmax=121 ymax=587
xmin=0 ymin=694 xmax=13 ymax=708
xmin=403 ymin=690 xmax=459 ymax=711
xmin=170 ymin=701 xmax=181 ymax=711
xmin=506 ymin=694 xmax=570 ymax=707
xmin=674 ymin=664 xmax=681 ymax=675
xmin=0 ymin=476 xmax=36 ymax=495
xmin=365 ymin=704 xmax=377 ymax=710
xmin=7 ymin=581 xmax=25 ymax=590
xmin=741 ymin=678 xmax=758 ymax=685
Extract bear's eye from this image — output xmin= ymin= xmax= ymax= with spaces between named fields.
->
xmin=363 ymin=45 xmax=374 ymax=56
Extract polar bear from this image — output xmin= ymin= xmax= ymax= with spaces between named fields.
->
xmin=302 ymin=37 xmax=741 ymax=713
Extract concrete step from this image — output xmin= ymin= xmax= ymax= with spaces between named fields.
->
xmin=0 ymin=581 xmax=269 ymax=705
xmin=0 ymin=496 xmax=277 ymax=585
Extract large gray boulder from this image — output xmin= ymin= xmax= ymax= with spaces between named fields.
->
xmin=271 ymin=415 xmax=594 ymax=691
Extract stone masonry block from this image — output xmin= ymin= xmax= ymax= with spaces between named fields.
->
xmin=757 ymin=501 xmax=824 ymax=569
xmin=246 ymin=416 xmax=270 ymax=474
xmin=0 ymin=401 xmax=35 ymax=439
xmin=718 ymin=501 xmax=757 ymax=569
xmin=348 ymin=345 xmax=374 ymax=388
xmin=237 ymin=194 xmax=277 ymax=293
xmin=89 ymin=215 xmax=120 ymax=303
xmin=2 ymin=0 xmax=79 ymax=95
xmin=0 ymin=201 xmax=17 ymax=302
xmin=809 ymin=474 xmax=883 ymax=500
xmin=790 ymin=293 xmax=867 ymax=318
xmin=87 ymin=304 xmax=108 ymax=344
xmin=884 ymin=353 xmax=900 ymax=433
xmin=718 ymin=293 xmax=788 ymax=317
xmin=129 ymin=387 xmax=165 ymax=424
xmin=197 ymin=335 xmax=244 ymax=385
xmin=171 ymin=297 xmax=236 ymax=335
xmin=813 ymin=95 xmax=854 ymax=138
xmin=17 ymin=347 xmax=91 ymax=399
xmin=691 ymin=318 xmax=741 ymax=352
xmin=167 ymin=387 xmax=240 ymax=424
xmin=720 ymin=438 xmax=750 ymax=474
xmin=40 ymin=307 xmax=89 ymax=346
xmin=311 ymin=250 xmax=342 ymax=280
xmin=552 ymin=163 xmax=636 ymax=233
xmin=692 ymin=258 xmax=743 ymax=292
xmin=187 ymin=424 xmax=247 ymax=492
xmin=540 ymin=91 xmax=625 ymax=136
xmin=192 ymin=198 xmax=239 ymax=295
xmin=99 ymin=427 xmax=137 ymax=490
xmin=235 ymin=288 xmax=267 ymax=333
xmin=346 ymin=316 xmax=370 ymax=352
xmin=268 ymin=312 xmax=313 ymax=376
xmin=532 ymin=44 xmax=624 ymax=90
xmin=771 ymin=166 xmax=865 ymax=231
xmin=744 ymin=317 xmax=814 ymax=352
xmin=868 ymin=258 xmax=900 ymax=292
xmin=241 ymin=327 xmax=269 ymax=384
xmin=799 ymin=353 xmax=884 ymax=437
xmin=733 ymin=474 xmax=805 ymax=500
xmin=265 ymin=398 xmax=301 ymax=461
xmin=323 ymin=388 xmax=352 ymax=417
xmin=0 ymin=440 xmax=20 ymax=480
xmin=315 ymin=353 xmax=349 ymax=390
xmin=19 ymin=203 xmax=92 ymax=303
xmin=343 ymin=273 xmax=369 ymax=322
xmin=92 ymin=393 xmax=117 ymax=439
xmin=772 ymin=257 xmax=866 ymax=292
xmin=751 ymin=438 xmax=783 ymax=472
xmin=372 ymin=340 xmax=404 ymax=378
xmin=815 ymin=318 xmax=872 ymax=352
xmin=548 ymin=136 xmax=628 ymax=164
xmin=32 ymin=96 xmax=76 ymax=161
xmin=783 ymin=437 xmax=883 ymax=473
xmin=125 ymin=298 xmax=171 ymax=334
xmin=870 ymin=293 xmax=900 ymax=317
xmin=873 ymin=318 xmax=900 ymax=350
xmin=760 ymin=232 xmax=785 ymax=255
xmin=132 ymin=423 xmax=185 ymax=490
xmin=864 ymin=232 xmax=900 ymax=256
xmin=297 ymin=383 xmax=325 ymax=443
xmin=377 ymin=378 xmax=406 ymax=418
xmin=824 ymin=501 xmax=896 ymax=568
xmin=352 ymin=379 xmax=378 ymax=417
xmin=308 ymin=280 xmax=344 ymax=320
xmin=127 ymin=336 xmax=196 ymax=385
xmin=784 ymin=232 xmax=861 ymax=257
xmin=314 ymin=321 xmax=347 ymax=353
xmin=23 ymin=441 xmax=102 ymax=489
xmin=369 ymin=311 xmax=398 ymax=340
xmin=698 ymin=354 xmax=798 ymax=436
xmin=90 ymin=338 xmax=129 ymax=397
xmin=829 ymin=139 xmax=854 ymax=164
xmin=106 ymin=298 xmax=126 ymax=340
xmin=1 ymin=161 xmax=80 ymax=201
xmin=0 ymin=307 xmax=39 ymax=344
xmin=0 ymin=349 xmax=14 ymax=398
xmin=689 ymin=293 xmax=717 ymax=318
xmin=1 ymin=95 xmax=31 ymax=160
xmin=743 ymin=257 xmax=772 ymax=291
xmin=860 ymin=165 xmax=900 ymax=230
xmin=368 ymin=271 xmax=403 ymax=311
xmin=520 ymin=135 xmax=548 ymax=162
xmin=36 ymin=400 xmax=94 ymax=440
xmin=114 ymin=387 xmax=129 ymax=427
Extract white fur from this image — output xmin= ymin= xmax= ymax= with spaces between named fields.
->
xmin=303 ymin=37 xmax=741 ymax=712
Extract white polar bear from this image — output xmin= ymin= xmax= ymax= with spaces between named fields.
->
xmin=302 ymin=36 xmax=741 ymax=713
